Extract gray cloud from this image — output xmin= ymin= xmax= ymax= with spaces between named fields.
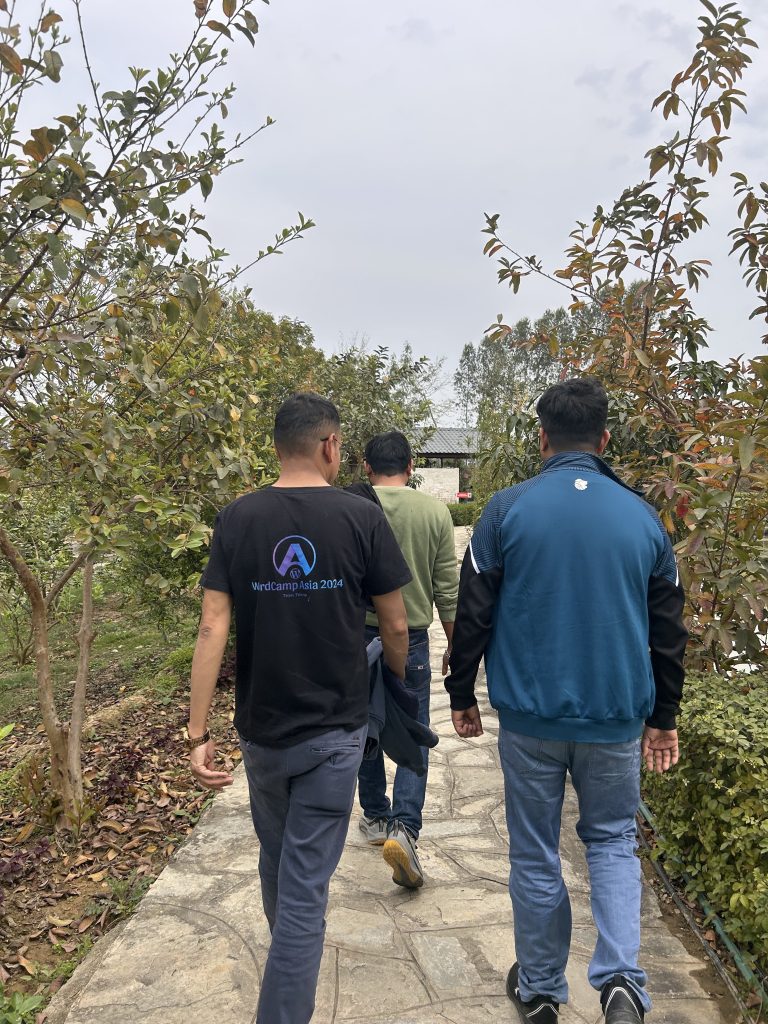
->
xmin=617 ymin=5 xmax=691 ymax=53
xmin=624 ymin=61 xmax=653 ymax=93
xmin=388 ymin=18 xmax=445 ymax=46
xmin=575 ymin=67 xmax=615 ymax=92
xmin=65 ymin=0 xmax=768 ymax=378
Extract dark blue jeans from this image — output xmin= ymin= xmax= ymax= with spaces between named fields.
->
xmin=240 ymin=725 xmax=366 ymax=1024
xmin=499 ymin=729 xmax=650 ymax=1012
xmin=357 ymin=626 xmax=431 ymax=837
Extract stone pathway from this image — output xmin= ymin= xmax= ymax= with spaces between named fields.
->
xmin=47 ymin=529 xmax=731 ymax=1024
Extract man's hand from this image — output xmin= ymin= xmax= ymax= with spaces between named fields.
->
xmin=641 ymin=726 xmax=679 ymax=774
xmin=189 ymin=738 xmax=234 ymax=790
xmin=451 ymin=705 xmax=483 ymax=738
xmin=442 ymin=647 xmax=452 ymax=677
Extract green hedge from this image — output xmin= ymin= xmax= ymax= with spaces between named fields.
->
xmin=446 ymin=502 xmax=477 ymax=527
xmin=642 ymin=672 xmax=768 ymax=963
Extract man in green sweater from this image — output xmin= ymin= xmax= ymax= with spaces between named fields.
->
xmin=357 ymin=430 xmax=459 ymax=888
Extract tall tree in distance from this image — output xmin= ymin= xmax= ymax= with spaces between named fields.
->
xmin=454 ymin=308 xmax=570 ymax=430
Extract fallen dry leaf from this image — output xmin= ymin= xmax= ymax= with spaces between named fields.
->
xmin=16 ymin=821 xmax=36 ymax=843
xmin=46 ymin=916 xmax=73 ymax=928
xmin=99 ymin=821 xmax=129 ymax=834
xmin=77 ymin=917 xmax=95 ymax=934
xmin=17 ymin=953 xmax=38 ymax=975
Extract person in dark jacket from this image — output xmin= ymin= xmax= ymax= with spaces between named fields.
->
xmin=445 ymin=377 xmax=688 ymax=1024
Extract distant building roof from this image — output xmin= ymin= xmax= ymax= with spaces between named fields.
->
xmin=417 ymin=427 xmax=479 ymax=458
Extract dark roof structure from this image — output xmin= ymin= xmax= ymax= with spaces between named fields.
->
xmin=416 ymin=427 xmax=479 ymax=459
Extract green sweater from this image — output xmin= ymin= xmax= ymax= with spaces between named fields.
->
xmin=366 ymin=486 xmax=459 ymax=631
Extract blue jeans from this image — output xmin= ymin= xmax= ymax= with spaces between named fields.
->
xmin=499 ymin=729 xmax=650 ymax=1012
xmin=240 ymin=725 xmax=366 ymax=1024
xmin=357 ymin=626 xmax=431 ymax=837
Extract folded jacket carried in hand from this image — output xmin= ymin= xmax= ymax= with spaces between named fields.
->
xmin=365 ymin=636 xmax=439 ymax=775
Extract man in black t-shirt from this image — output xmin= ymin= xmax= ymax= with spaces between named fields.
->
xmin=187 ymin=393 xmax=411 ymax=1024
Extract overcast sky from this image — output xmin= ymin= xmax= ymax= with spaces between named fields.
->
xmin=55 ymin=2 xmax=768 ymax=399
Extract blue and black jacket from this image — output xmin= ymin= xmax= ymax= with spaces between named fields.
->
xmin=445 ymin=452 xmax=688 ymax=743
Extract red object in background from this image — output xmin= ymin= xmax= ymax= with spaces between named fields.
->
xmin=456 ymin=491 xmax=473 ymax=502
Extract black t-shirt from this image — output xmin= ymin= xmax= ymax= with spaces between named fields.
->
xmin=200 ymin=485 xmax=412 ymax=747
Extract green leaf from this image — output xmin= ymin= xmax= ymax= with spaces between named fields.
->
xmin=27 ymin=195 xmax=53 ymax=210
xmin=148 ymin=196 xmax=168 ymax=218
xmin=199 ymin=172 xmax=213 ymax=199
xmin=162 ymin=297 xmax=181 ymax=324
xmin=738 ymin=434 xmax=756 ymax=472
xmin=43 ymin=48 xmax=63 ymax=82
xmin=193 ymin=302 xmax=210 ymax=334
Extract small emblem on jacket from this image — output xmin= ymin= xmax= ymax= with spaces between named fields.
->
xmin=574 ymin=478 xmax=588 ymax=491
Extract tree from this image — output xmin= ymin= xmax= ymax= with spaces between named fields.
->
xmin=480 ymin=0 xmax=768 ymax=671
xmin=454 ymin=308 xmax=572 ymax=430
xmin=311 ymin=341 xmax=444 ymax=477
xmin=112 ymin=302 xmax=322 ymax=627
xmin=0 ymin=1 xmax=313 ymax=826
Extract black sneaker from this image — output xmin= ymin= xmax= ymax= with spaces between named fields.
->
xmin=506 ymin=963 xmax=559 ymax=1023
xmin=600 ymin=975 xmax=644 ymax=1023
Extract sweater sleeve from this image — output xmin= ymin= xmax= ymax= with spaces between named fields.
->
xmin=444 ymin=494 xmax=505 ymax=710
xmin=646 ymin=533 xmax=688 ymax=729
xmin=432 ymin=507 xmax=459 ymax=622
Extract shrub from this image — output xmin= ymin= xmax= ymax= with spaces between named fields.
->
xmin=642 ymin=673 xmax=768 ymax=965
xmin=138 ymin=643 xmax=197 ymax=700
xmin=446 ymin=502 xmax=478 ymax=527
xmin=0 ymin=988 xmax=44 ymax=1024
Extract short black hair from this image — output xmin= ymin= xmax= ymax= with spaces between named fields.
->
xmin=273 ymin=392 xmax=340 ymax=457
xmin=536 ymin=377 xmax=608 ymax=450
xmin=364 ymin=431 xmax=412 ymax=475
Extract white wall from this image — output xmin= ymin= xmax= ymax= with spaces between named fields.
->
xmin=416 ymin=467 xmax=459 ymax=504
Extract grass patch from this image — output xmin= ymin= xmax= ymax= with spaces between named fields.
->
xmin=0 ymin=583 xmax=198 ymax=730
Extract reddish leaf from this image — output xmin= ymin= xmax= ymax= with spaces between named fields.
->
xmin=0 ymin=42 xmax=23 ymax=76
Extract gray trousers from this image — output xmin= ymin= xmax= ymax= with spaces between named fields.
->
xmin=240 ymin=725 xmax=366 ymax=1024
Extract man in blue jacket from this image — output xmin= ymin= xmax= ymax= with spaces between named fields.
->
xmin=445 ymin=378 xmax=687 ymax=1024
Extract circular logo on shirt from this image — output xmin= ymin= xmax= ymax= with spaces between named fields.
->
xmin=273 ymin=535 xmax=317 ymax=578
xmin=574 ymin=478 xmax=588 ymax=491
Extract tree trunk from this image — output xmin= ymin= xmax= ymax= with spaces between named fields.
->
xmin=0 ymin=524 xmax=87 ymax=828
xmin=67 ymin=558 xmax=94 ymax=812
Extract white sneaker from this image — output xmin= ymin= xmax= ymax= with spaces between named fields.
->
xmin=359 ymin=815 xmax=388 ymax=845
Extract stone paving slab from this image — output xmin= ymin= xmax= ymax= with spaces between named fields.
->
xmin=47 ymin=528 xmax=732 ymax=1023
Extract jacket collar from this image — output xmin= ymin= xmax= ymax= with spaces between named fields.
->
xmin=540 ymin=451 xmax=643 ymax=496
